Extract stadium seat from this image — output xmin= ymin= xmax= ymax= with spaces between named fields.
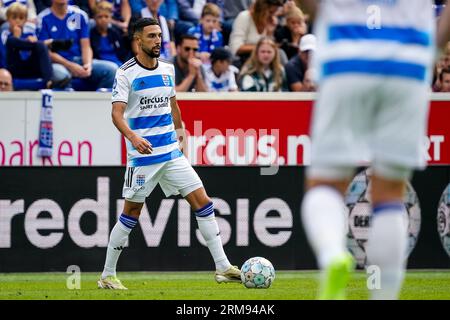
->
xmin=71 ymin=78 xmax=95 ymax=91
xmin=96 ymin=88 xmax=112 ymax=92
xmin=13 ymin=78 xmax=46 ymax=90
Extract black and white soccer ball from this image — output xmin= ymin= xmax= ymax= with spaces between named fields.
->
xmin=437 ymin=183 xmax=450 ymax=258
xmin=344 ymin=168 xmax=421 ymax=268
xmin=240 ymin=257 xmax=275 ymax=289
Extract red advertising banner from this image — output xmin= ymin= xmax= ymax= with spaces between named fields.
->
xmin=122 ymin=97 xmax=450 ymax=166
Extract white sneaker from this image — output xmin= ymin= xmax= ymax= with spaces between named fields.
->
xmin=97 ymin=276 xmax=128 ymax=290
xmin=215 ymin=265 xmax=242 ymax=283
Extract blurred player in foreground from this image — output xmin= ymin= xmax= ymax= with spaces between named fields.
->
xmin=300 ymin=0 xmax=435 ymax=299
xmin=97 ymin=18 xmax=241 ymax=289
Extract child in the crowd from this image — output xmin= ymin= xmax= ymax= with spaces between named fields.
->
xmin=0 ymin=2 xmax=55 ymax=87
xmin=275 ymin=5 xmax=307 ymax=60
xmin=187 ymin=2 xmax=223 ymax=64
xmin=239 ymin=36 xmax=287 ymax=92
xmin=88 ymin=0 xmax=131 ymax=35
xmin=90 ymin=1 xmax=129 ymax=66
xmin=204 ymin=47 xmax=238 ymax=92
xmin=0 ymin=0 xmax=37 ymax=24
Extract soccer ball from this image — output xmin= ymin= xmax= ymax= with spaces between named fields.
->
xmin=345 ymin=168 xmax=421 ymax=268
xmin=240 ymin=257 xmax=275 ymax=289
xmin=437 ymin=183 xmax=450 ymax=258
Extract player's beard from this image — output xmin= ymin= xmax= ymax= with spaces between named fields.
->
xmin=142 ymin=45 xmax=161 ymax=58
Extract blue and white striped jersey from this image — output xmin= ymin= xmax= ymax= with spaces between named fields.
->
xmin=313 ymin=0 xmax=435 ymax=83
xmin=112 ymin=57 xmax=182 ymax=167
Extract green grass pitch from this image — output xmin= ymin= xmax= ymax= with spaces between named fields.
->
xmin=0 ymin=270 xmax=449 ymax=300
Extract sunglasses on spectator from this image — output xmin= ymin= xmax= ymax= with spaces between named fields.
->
xmin=183 ymin=47 xmax=199 ymax=52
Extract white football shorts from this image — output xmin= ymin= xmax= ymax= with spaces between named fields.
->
xmin=308 ymin=75 xmax=430 ymax=180
xmin=122 ymin=156 xmax=203 ymax=203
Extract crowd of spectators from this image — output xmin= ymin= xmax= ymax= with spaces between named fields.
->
xmin=0 ymin=0 xmax=447 ymax=92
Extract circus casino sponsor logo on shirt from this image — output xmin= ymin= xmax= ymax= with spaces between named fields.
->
xmin=139 ymin=96 xmax=169 ymax=110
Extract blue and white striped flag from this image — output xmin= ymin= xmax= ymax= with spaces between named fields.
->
xmin=37 ymin=89 xmax=53 ymax=158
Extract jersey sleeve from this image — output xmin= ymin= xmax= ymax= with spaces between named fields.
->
xmin=112 ymin=68 xmax=129 ymax=104
xmin=79 ymin=9 xmax=89 ymax=39
xmin=37 ymin=15 xmax=50 ymax=41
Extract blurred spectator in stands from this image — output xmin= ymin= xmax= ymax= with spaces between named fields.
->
xmin=89 ymin=0 xmax=130 ymax=34
xmin=222 ymin=0 xmax=252 ymax=45
xmin=0 ymin=2 xmax=36 ymax=66
xmin=205 ymin=46 xmax=238 ymax=92
xmin=229 ymin=0 xmax=284 ymax=67
xmin=433 ymin=41 xmax=450 ymax=90
xmin=439 ymin=67 xmax=450 ymax=92
xmin=72 ymin=0 xmax=90 ymax=14
xmin=175 ymin=0 xmax=222 ymax=41
xmin=37 ymin=0 xmax=116 ymax=90
xmin=159 ymin=0 xmax=178 ymax=33
xmin=35 ymin=0 xmax=92 ymax=17
xmin=175 ymin=0 xmax=199 ymax=41
xmin=34 ymin=0 xmax=51 ymax=14
xmin=238 ymin=36 xmax=286 ymax=92
xmin=440 ymin=41 xmax=450 ymax=69
xmin=140 ymin=0 xmax=175 ymax=59
xmin=0 ymin=3 xmax=54 ymax=87
xmin=302 ymin=68 xmax=315 ymax=92
xmin=275 ymin=5 xmax=307 ymax=60
xmin=90 ymin=1 xmax=129 ymax=66
xmin=37 ymin=0 xmax=91 ymax=14
xmin=174 ymin=34 xmax=207 ymax=92
xmin=0 ymin=67 xmax=13 ymax=90
xmin=0 ymin=0 xmax=37 ymax=23
xmin=285 ymin=33 xmax=315 ymax=91
xmin=187 ymin=2 xmax=222 ymax=64
xmin=129 ymin=0 xmax=177 ymax=28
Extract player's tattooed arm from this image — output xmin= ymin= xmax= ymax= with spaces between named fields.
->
xmin=112 ymin=101 xmax=153 ymax=154
xmin=170 ymin=96 xmax=187 ymax=155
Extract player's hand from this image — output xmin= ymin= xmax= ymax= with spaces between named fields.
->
xmin=178 ymin=135 xmax=186 ymax=155
xmin=130 ymin=135 xmax=153 ymax=154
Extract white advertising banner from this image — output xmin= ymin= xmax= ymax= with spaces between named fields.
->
xmin=0 ymin=92 xmax=121 ymax=166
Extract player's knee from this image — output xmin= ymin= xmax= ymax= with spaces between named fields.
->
xmin=123 ymin=200 xmax=144 ymax=218
xmin=372 ymin=162 xmax=412 ymax=181
xmin=370 ymin=165 xmax=409 ymax=205
xmin=306 ymin=179 xmax=349 ymax=195
xmin=185 ymin=187 xmax=211 ymax=210
xmin=306 ymin=166 xmax=354 ymax=193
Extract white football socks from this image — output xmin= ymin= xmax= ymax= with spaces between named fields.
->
xmin=195 ymin=202 xmax=231 ymax=272
xmin=366 ymin=202 xmax=408 ymax=300
xmin=301 ymin=186 xmax=348 ymax=269
xmin=101 ymin=214 xmax=137 ymax=279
